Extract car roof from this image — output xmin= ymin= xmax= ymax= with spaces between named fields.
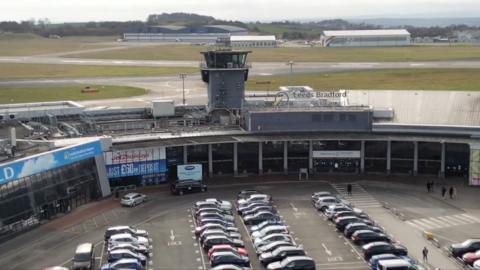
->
xmin=107 ymin=226 xmax=131 ymax=230
xmin=262 ymin=233 xmax=291 ymax=239
xmin=75 ymin=243 xmax=93 ymax=253
xmin=364 ymin=241 xmax=390 ymax=248
xmin=112 ymin=258 xmax=140 ymax=264
xmin=370 ymin=253 xmax=397 ymax=260
xmin=273 ymin=246 xmax=303 ymax=252
xmin=110 ymin=233 xmax=134 ymax=239
xmin=212 ymin=251 xmax=241 ymax=258
xmin=377 ymin=259 xmax=411 ymax=266
xmin=109 ymin=249 xmax=135 ymax=255
xmin=124 ymin=193 xmax=140 ymax=196
xmin=284 ymin=256 xmax=313 ymax=262
xmin=353 ymin=229 xmax=376 ymax=234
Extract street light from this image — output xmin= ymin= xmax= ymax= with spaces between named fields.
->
xmin=286 ymin=60 xmax=295 ymax=86
xmin=179 ymin=73 xmax=187 ymax=105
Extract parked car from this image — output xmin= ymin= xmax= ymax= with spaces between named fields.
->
xmin=72 ymin=243 xmax=94 ymax=270
xmin=107 ymin=243 xmax=149 ymax=256
xmin=251 ymin=225 xmax=289 ymax=240
xmin=208 ymin=244 xmax=248 ymax=258
xmin=474 ymin=259 xmax=480 ymax=269
xmin=249 ymin=219 xmax=284 ymax=233
xmin=324 ymin=204 xmax=353 ymax=219
xmin=195 ymin=200 xmax=232 ymax=211
xmin=197 ymin=212 xmax=235 ymax=223
xmin=344 ymin=223 xmax=383 ymax=238
xmin=200 ymin=230 xmax=242 ymax=243
xmin=237 ymin=190 xmax=260 ymax=200
xmin=42 ymin=267 xmax=69 ymax=270
xmin=238 ymin=202 xmax=272 ymax=215
xmin=242 ymin=205 xmax=277 ymax=217
xmin=254 ymin=233 xmax=294 ymax=250
xmin=202 ymin=235 xmax=245 ymax=250
xmin=369 ymin=254 xmax=417 ymax=270
xmin=266 ymin=256 xmax=316 ymax=270
xmin=449 ymin=239 xmax=480 ymax=258
xmin=376 ymin=259 xmax=412 ymax=269
xmin=311 ymin=191 xmax=332 ymax=203
xmin=462 ymin=250 xmax=480 ymax=265
xmin=197 ymin=218 xmax=235 ymax=228
xmin=108 ymin=233 xmax=149 ymax=248
xmin=237 ymin=194 xmax=272 ymax=206
xmin=351 ymin=230 xmax=390 ymax=245
xmin=256 ymin=241 xmax=294 ymax=255
xmin=260 ymin=246 xmax=306 ymax=266
xmin=335 ymin=216 xmax=373 ymax=231
xmin=170 ymin=180 xmax=207 ymax=195
xmin=210 ymin=251 xmax=250 ymax=267
xmin=362 ymin=242 xmax=408 ymax=260
xmin=120 ymin=193 xmax=147 ymax=207
xmin=244 ymin=211 xmax=279 ymax=225
xmin=314 ymin=197 xmax=343 ymax=211
xmin=195 ymin=207 xmax=232 ymax=218
xmin=100 ymin=258 xmax=142 ymax=270
xmin=204 ymin=199 xmax=233 ymax=210
xmin=211 ymin=264 xmax=249 ymax=270
xmin=195 ymin=223 xmax=239 ymax=236
xmin=332 ymin=210 xmax=368 ymax=221
xmin=104 ymin=226 xmax=148 ymax=241
xmin=107 ymin=249 xmax=147 ymax=266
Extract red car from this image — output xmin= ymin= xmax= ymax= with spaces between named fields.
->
xmin=208 ymin=244 xmax=248 ymax=258
xmin=462 ymin=250 xmax=480 ymax=265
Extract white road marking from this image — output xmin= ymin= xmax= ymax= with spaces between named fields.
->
xmin=290 ymin=202 xmax=298 ymax=212
xmin=322 ymin=243 xmax=332 ymax=256
xmin=170 ymin=230 xmax=176 ymax=241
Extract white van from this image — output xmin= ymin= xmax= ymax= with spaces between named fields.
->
xmin=377 ymin=259 xmax=412 ymax=270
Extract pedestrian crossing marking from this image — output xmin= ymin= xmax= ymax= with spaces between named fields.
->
xmin=331 ymin=183 xmax=382 ymax=208
xmin=406 ymin=213 xmax=480 ymax=230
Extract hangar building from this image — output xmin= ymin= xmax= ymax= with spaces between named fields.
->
xmin=320 ymin=29 xmax=411 ymax=47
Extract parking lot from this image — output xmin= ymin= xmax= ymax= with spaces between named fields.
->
xmin=0 ymin=178 xmax=476 ymax=270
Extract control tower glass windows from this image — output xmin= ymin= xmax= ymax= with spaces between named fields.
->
xmin=202 ymin=51 xmax=249 ymax=68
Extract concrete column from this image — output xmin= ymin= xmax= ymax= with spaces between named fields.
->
xmin=233 ymin=143 xmax=238 ymax=177
xmin=360 ymin=140 xmax=365 ymax=174
xmin=284 ymin=141 xmax=288 ymax=175
xmin=309 ymin=140 xmax=313 ymax=174
xmin=413 ymin=141 xmax=418 ymax=176
xmin=95 ymin=155 xmax=111 ymax=197
xmin=183 ymin=145 xmax=188 ymax=164
xmin=258 ymin=142 xmax=263 ymax=175
xmin=440 ymin=142 xmax=446 ymax=178
xmin=386 ymin=141 xmax=391 ymax=175
xmin=208 ymin=144 xmax=213 ymax=178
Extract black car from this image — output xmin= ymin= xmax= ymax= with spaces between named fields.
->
xmin=243 ymin=211 xmax=279 ymax=225
xmin=259 ymin=246 xmax=306 ymax=266
xmin=202 ymin=235 xmax=245 ymax=250
xmin=210 ymin=251 xmax=250 ymax=268
xmin=335 ymin=216 xmax=373 ymax=231
xmin=344 ymin=223 xmax=383 ymax=238
xmin=170 ymin=180 xmax=207 ymax=195
xmin=362 ymin=242 xmax=408 ymax=260
xmin=351 ymin=230 xmax=390 ymax=245
xmin=449 ymin=239 xmax=480 ymax=257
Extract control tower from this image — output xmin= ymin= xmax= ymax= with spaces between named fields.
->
xmin=200 ymin=49 xmax=251 ymax=113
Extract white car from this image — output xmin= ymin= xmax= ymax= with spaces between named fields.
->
xmin=253 ymin=233 xmax=293 ymax=249
xmin=195 ymin=199 xmax=232 ymax=211
xmin=251 ymin=225 xmax=289 ymax=240
xmin=311 ymin=191 xmax=332 ymax=203
xmin=314 ymin=196 xmax=344 ymax=211
xmin=120 ymin=193 xmax=147 ymax=207
xmin=237 ymin=194 xmax=271 ymax=205
xmin=108 ymin=233 xmax=149 ymax=248
xmin=473 ymin=259 xmax=480 ymax=269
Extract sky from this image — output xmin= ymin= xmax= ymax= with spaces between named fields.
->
xmin=1 ymin=0 xmax=479 ymax=23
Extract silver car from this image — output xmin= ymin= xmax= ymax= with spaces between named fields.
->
xmin=120 ymin=193 xmax=147 ymax=207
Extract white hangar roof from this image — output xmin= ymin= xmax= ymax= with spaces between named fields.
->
xmin=322 ymin=29 xmax=410 ymax=37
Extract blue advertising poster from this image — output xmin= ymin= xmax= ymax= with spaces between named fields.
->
xmin=106 ymin=160 xmax=167 ymax=179
xmin=0 ymin=140 xmax=102 ymax=185
xmin=177 ymin=164 xmax=203 ymax=181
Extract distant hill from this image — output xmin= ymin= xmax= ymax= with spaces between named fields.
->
xmin=348 ymin=17 xmax=480 ymax=27
xmin=146 ymin=12 xmax=247 ymax=28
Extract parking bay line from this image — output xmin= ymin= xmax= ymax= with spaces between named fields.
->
xmin=191 ymin=209 xmax=207 ymax=270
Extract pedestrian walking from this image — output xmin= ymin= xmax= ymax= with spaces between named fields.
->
xmin=449 ymin=186 xmax=454 ymax=199
xmin=441 ymin=186 xmax=447 ymax=199
xmin=452 ymin=187 xmax=457 ymax=199
xmin=347 ymin=183 xmax=352 ymax=196
xmin=422 ymin=246 xmax=429 ymax=262
xmin=426 ymin=182 xmax=430 ymax=192
xmin=430 ymin=181 xmax=435 ymax=192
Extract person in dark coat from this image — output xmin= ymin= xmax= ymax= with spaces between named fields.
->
xmin=426 ymin=182 xmax=431 ymax=192
xmin=449 ymin=186 xmax=454 ymax=199
xmin=347 ymin=183 xmax=352 ymax=196
xmin=441 ymin=186 xmax=447 ymax=198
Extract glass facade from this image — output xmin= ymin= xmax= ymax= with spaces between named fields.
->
xmin=445 ymin=143 xmax=469 ymax=177
xmin=187 ymin=145 xmax=208 ymax=179
xmin=263 ymin=141 xmax=284 ymax=174
xmin=166 ymin=146 xmax=184 ymax=180
xmin=288 ymin=141 xmax=309 ymax=173
xmin=313 ymin=141 xmax=360 ymax=173
xmin=365 ymin=141 xmax=387 ymax=173
xmin=391 ymin=141 xmax=414 ymax=174
xmin=418 ymin=142 xmax=441 ymax=175
xmin=212 ymin=143 xmax=233 ymax=175
xmin=238 ymin=143 xmax=258 ymax=175
xmin=0 ymin=158 xmax=100 ymax=238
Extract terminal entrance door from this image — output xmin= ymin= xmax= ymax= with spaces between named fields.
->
xmin=313 ymin=158 xmax=359 ymax=173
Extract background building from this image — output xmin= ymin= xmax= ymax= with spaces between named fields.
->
xmin=320 ymin=29 xmax=411 ymax=47
xmin=230 ymin=35 xmax=277 ymax=47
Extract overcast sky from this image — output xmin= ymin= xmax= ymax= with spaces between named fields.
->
xmin=1 ymin=0 xmax=479 ymax=23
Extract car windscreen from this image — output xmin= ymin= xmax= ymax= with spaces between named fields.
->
xmin=74 ymin=252 xmax=91 ymax=262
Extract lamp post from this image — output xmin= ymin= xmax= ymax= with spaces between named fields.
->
xmin=179 ymin=73 xmax=187 ymax=105
xmin=286 ymin=60 xmax=294 ymax=86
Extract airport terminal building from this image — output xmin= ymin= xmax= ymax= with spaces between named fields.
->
xmin=320 ymin=29 xmax=411 ymax=47
xmin=0 ymin=48 xmax=479 ymax=238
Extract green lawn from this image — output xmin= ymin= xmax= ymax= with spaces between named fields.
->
xmin=247 ymin=69 xmax=480 ymax=91
xmin=0 ymin=63 xmax=198 ymax=79
xmin=0 ymin=33 xmax=117 ymax=56
xmin=0 ymin=85 xmax=146 ymax=104
xmin=67 ymin=44 xmax=480 ymax=62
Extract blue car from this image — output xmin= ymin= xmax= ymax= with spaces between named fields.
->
xmin=107 ymin=249 xmax=147 ymax=266
xmin=369 ymin=254 xmax=416 ymax=270
xmin=101 ymin=258 xmax=142 ymax=270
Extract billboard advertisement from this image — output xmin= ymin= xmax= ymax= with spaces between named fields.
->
xmin=177 ymin=164 xmax=202 ymax=181
xmin=469 ymin=144 xmax=480 ymax=186
xmin=0 ymin=139 xmax=102 ymax=185
xmin=104 ymin=147 xmax=167 ymax=180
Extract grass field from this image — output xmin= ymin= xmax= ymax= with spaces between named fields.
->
xmin=67 ymin=44 xmax=480 ymax=62
xmin=0 ymin=63 xmax=198 ymax=79
xmin=0 ymin=85 xmax=146 ymax=104
xmin=246 ymin=69 xmax=480 ymax=91
xmin=0 ymin=33 xmax=117 ymax=56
